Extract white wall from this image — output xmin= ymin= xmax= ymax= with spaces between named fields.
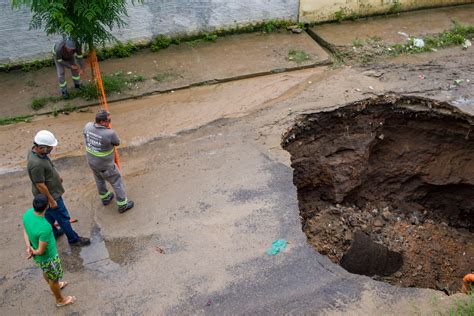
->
xmin=0 ymin=0 xmax=298 ymax=64
xmin=299 ymin=0 xmax=473 ymax=23
xmin=1 ymin=0 xmax=472 ymax=64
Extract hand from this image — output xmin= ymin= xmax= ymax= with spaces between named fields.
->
xmin=26 ymin=246 xmax=33 ymax=259
xmin=71 ymin=64 xmax=79 ymax=70
xmin=49 ymin=199 xmax=58 ymax=209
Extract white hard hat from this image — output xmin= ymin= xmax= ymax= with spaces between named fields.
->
xmin=34 ymin=130 xmax=58 ymax=147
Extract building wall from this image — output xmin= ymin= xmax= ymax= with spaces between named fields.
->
xmin=299 ymin=0 xmax=474 ymax=23
xmin=0 ymin=0 xmax=472 ymax=64
xmin=0 ymin=0 xmax=299 ymax=64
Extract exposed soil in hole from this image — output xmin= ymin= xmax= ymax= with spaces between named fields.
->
xmin=282 ymin=95 xmax=474 ymax=294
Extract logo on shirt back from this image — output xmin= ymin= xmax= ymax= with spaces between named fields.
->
xmin=85 ymin=131 xmax=103 ymax=151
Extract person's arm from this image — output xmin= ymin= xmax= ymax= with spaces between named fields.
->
xmin=35 ymin=183 xmax=57 ymax=209
xmin=32 ymin=241 xmax=48 ymax=256
xmin=23 ymin=228 xmax=33 ymax=259
xmin=71 ymin=41 xmax=85 ymax=71
xmin=110 ymin=130 xmax=121 ymax=147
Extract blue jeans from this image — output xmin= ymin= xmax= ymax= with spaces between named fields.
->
xmin=45 ymin=196 xmax=79 ymax=244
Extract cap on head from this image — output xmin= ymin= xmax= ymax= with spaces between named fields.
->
xmin=33 ymin=194 xmax=49 ymax=212
xmin=34 ymin=130 xmax=58 ymax=147
xmin=65 ymin=38 xmax=76 ymax=50
xmin=95 ymin=109 xmax=110 ymax=123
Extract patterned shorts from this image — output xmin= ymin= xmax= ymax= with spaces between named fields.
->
xmin=36 ymin=255 xmax=64 ymax=281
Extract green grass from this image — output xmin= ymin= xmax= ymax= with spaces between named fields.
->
xmin=31 ymin=96 xmax=61 ymax=110
xmin=333 ymin=9 xmax=360 ymax=23
xmin=389 ymin=22 xmax=474 ymax=55
xmin=352 ymin=38 xmax=364 ymax=47
xmin=445 ymin=289 xmax=474 ymax=315
xmin=30 ymin=71 xmax=145 ymax=110
xmin=288 ymin=49 xmax=311 ymax=63
xmin=348 ymin=13 xmax=360 ymax=21
xmin=202 ymin=33 xmax=218 ymax=42
xmin=153 ymin=72 xmax=171 ymax=82
xmin=150 ymin=36 xmax=173 ymax=52
xmin=51 ymin=103 xmax=78 ymax=117
xmin=26 ymin=79 xmax=38 ymax=87
xmin=96 ymin=41 xmax=139 ymax=60
xmin=72 ymin=71 xmax=131 ymax=100
xmin=127 ymin=74 xmax=145 ymax=83
xmin=20 ymin=59 xmax=53 ymax=72
xmin=388 ymin=0 xmax=402 ymax=14
xmin=0 ymin=115 xmax=33 ymax=126
xmin=52 ymin=105 xmax=60 ymax=117
xmin=62 ymin=103 xmax=77 ymax=114
xmin=334 ymin=9 xmax=347 ymax=23
xmin=186 ymin=39 xmax=202 ymax=48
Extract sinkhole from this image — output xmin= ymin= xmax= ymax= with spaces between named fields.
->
xmin=282 ymin=95 xmax=474 ymax=294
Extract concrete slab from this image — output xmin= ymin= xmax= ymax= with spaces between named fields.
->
xmin=0 ymin=31 xmax=330 ymax=118
xmin=310 ymin=4 xmax=474 ymax=47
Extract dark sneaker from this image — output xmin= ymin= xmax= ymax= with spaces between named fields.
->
xmin=74 ymin=83 xmax=84 ymax=90
xmin=70 ymin=237 xmax=91 ymax=247
xmin=102 ymin=192 xmax=114 ymax=206
xmin=54 ymin=229 xmax=65 ymax=240
xmin=118 ymin=200 xmax=134 ymax=213
xmin=62 ymin=90 xmax=70 ymax=100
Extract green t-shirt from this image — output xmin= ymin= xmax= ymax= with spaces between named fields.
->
xmin=27 ymin=150 xmax=65 ymax=200
xmin=23 ymin=208 xmax=57 ymax=263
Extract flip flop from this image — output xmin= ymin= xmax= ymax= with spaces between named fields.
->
xmin=59 ymin=281 xmax=68 ymax=289
xmin=54 ymin=219 xmax=78 ymax=229
xmin=56 ymin=295 xmax=76 ymax=307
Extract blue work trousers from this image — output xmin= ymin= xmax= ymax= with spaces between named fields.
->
xmin=45 ymin=196 xmax=79 ymax=244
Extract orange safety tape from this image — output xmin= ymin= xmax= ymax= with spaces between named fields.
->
xmin=87 ymin=49 xmax=121 ymax=169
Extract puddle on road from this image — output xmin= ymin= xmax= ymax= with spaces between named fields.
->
xmin=104 ymin=235 xmax=154 ymax=266
xmin=60 ymin=225 xmax=156 ymax=273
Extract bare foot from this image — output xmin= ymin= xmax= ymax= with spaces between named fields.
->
xmin=56 ymin=295 xmax=76 ymax=307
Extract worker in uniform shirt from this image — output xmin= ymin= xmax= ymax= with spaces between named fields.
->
xmin=83 ymin=110 xmax=135 ymax=213
xmin=52 ymin=38 xmax=84 ymax=99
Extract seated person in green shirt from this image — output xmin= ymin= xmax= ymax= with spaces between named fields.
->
xmin=23 ymin=194 xmax=76 ymax=307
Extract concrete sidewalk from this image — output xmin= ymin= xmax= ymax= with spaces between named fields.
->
xmin=0 ymin=31 xmax=330 ymax=118
xmin=310 ymin=4 xmax=474 ymax=48
xmin=2 ymin=4 xmax=473 ymax=119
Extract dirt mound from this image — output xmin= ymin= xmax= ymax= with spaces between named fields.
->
xmin=282 ymin=95 xmax=474 ymax=294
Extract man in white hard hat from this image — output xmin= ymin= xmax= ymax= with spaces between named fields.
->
xmin=27 ymin=130 xmax=90 ymax=247
xmin=52 ymin=37 xmax=84 ymax=99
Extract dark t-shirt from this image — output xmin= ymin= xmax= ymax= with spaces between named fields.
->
xmin=27 ymin=150 xmax=65 ymax=199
